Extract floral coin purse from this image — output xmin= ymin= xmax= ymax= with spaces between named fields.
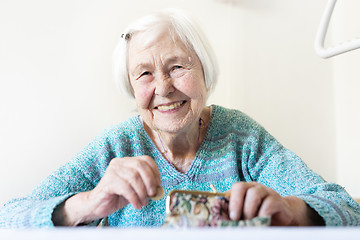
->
xmin=162 ymin=188 xmax=270 ymax=228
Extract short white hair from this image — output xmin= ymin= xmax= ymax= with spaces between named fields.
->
xmin=113 ymin=9 xmax=219 ymax=99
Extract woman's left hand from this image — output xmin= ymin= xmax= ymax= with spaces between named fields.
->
xmin=228 ymin=182 xmax=324 ymax=226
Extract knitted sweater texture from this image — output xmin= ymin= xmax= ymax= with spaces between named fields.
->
xmin=1 ymin=105 xmax=359 ymax=227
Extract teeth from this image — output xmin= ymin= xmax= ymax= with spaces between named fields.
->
xmin=157 ymin=101 xmax=183 ymax=111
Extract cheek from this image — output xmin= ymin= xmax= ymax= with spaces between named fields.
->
xmin=133 ymin=84 xmax=154 ymax=108
xmin=177 ymin=75 xmax=206 ymax=99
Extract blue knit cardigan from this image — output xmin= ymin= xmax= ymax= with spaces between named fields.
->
xmin=1 ymin=105 xmax=359 ymax=227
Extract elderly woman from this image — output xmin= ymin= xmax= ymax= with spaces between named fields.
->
xmin=1 ymin=9 xmax=359 ymax=228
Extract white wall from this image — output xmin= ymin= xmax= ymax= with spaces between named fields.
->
xmin=330 ymin=0 xmax=360 ymax=198
xmin=0 ymin=0 xmax=358 ymax=205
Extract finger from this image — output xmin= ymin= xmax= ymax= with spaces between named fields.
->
xmin=110 ymin=177 xmax=144 ymax=210
xmin=258 ymin=196 xmax=277 ymax=217
xmin=258 ymin=196 xmax=292 ymax=226
xmin=229 ymin=182 xmax=249 ymax=221
xmin=134 ymin=157 xmax=161 ymax=197
xmin=118 ymin=168 xmax=149 ymax=206
xmin=107 ymin=156 xmax=160 ymax=203
xmin=104 ymin=160 xmax=148 ymax=208
xmin=243 ymin=184 xmax=268 ymax=219
xmin=138 ymin=156 xmax=161 ymax=185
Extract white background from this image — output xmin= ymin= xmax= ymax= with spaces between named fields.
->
xmin=0 ymin=0 xmax=359 ymax=205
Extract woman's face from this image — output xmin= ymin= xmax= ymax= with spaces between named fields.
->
xmin=127 ymin=30 xmax=207 ymax=134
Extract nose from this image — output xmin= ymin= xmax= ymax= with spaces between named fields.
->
xmin=154 ymin=73 xmax=175 ymax=97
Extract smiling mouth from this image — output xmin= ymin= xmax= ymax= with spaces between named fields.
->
xmin=155 ymin=100 xmax=186 ymax=111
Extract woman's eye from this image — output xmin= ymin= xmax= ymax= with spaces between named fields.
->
xmin=141 ymin=71 xmax=151 ymax=77
xmin=136 ymin=71 xmax=151 ymax=80
xmin=170 ymin=65 xmax=186 ymax=78
xmin=172 ymin=65 xmax=182 ymax=70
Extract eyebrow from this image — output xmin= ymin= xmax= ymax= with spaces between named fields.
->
xmin=164 ymin=56 xmax=182 ymax=65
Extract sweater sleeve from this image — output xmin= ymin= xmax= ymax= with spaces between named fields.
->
xmin=244 ymin=126 xmax=360 ymax=226
xmin=0 ymin=131 xmax=111 ymax=228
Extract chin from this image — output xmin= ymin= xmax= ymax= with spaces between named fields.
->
xmin=156 ymin=116 xmax=194 ymax=134
xmin=155 ymin=123 xmax=184 ymax=133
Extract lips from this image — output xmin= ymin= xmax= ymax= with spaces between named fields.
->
xmin=155 ymin=100 xmax=186 ymax=111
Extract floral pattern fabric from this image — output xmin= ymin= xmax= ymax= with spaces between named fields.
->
xmin=163 ymin=192 xmax=270 ymax=228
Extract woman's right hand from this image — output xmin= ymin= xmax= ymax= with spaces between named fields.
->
xmin=52 ymin=156 xmax=161 ymax=226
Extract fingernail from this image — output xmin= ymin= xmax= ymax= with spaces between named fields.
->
xmin=150 ymin=187 xmax=156 ymax=196
xmin=230 ymin=211 xmax=237 ymax=221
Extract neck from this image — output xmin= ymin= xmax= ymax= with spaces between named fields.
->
xmin=146 ymin=107 xmax=210 ymax=172
xmin=158 ymin=121 xmax=200 ymax=156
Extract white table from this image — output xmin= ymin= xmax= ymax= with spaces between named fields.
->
xmin=1 ymin=227 xmax=360 ymax=240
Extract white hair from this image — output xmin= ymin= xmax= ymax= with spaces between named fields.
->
xmin=113 ymin=9 xmax=219 ymax=99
